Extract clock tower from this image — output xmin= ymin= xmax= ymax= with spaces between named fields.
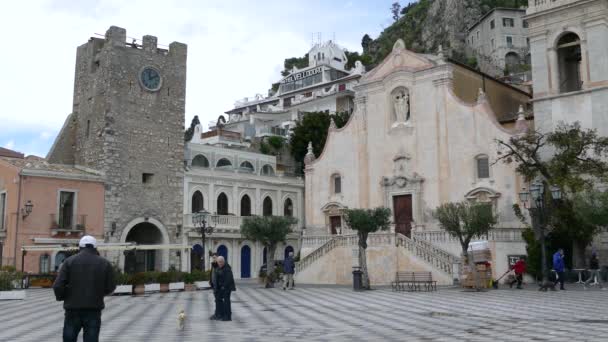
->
xmin=48 ymin=26 xmax=187 ymax=271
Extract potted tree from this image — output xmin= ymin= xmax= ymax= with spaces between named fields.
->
xmin=0 ymin=266 xmax=25 ymax=300
xmin=128 ymin=272 xmax=146 ymax=296
xmin=183 ymin=273 xmax=196 ymax=291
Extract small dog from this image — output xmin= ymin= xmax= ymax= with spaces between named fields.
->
xmin=178 ymin=309 xmax=186 ymax=330
xmin=538 ymin=281 xmax=557 ymax=291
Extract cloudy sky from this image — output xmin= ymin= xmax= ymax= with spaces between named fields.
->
xmin=0 ymin=0 xmax=412 ymax=157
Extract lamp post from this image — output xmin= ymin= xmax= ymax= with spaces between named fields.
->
xmin=192 ymin=209 xmax=214 ymax=272
xmin=518 ymin=180 xmax=562 ymax=283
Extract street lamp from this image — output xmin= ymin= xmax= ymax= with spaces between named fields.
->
xmin=518 ymin=180 xmax=562 ymax=283
xmin=21 ymin=200 xmax=33 ymax=219
xmin=192 ymin=209 xmax=214 ymax=272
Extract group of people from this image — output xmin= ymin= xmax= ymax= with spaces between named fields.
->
xmin=508 ymin=248 xmax=605 ymax=291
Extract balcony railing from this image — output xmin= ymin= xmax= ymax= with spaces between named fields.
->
xmin=184 ymin=214 xmax=244 ymax=229
xmin=50 ymin=214 xmax=87 ymax=235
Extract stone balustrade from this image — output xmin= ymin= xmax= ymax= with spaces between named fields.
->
xmin=412 ymin=228 xmax=525 ymax=244
xmin=183 ymin=214 xmax=243 ymax=228
xmin=527 ymin=0 xmax=579 ymax=15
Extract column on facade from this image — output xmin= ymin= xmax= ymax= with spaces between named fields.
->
xmin=277 ymin=189 xmax=282 ymax=216
xmin=579 ymin=38 xmax=591 ymax=88
xmin=547 ymin=47 xmax=559 ymax=95
xmin=232 ymin=184 xmax=239 ymax=217
xmin=297 ymin=189 xmax=304 ymax=229
xmin=255 ymin=187 xmax=261 ymax=215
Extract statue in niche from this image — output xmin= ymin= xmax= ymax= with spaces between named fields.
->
xmin=393 ymin=90 xmax=410 ymax=123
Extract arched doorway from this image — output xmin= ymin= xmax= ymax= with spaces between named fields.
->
xmin=191 ymin=244 xmax=203 ymax=271
xmin=240 ymin=245 xmax=251 ymax=278
xmin=217 ymin=245 xmax=228 ymax=261
xmin=241 ymin=195 xmax=251 ymax=216
xmin=284 ymin=245 xmax=294 ymax=260
xmin=124 ymin=222 xmax=163 ymax=273
xmin=217 ymin=193 xmax=229 ymax=215
xmin=192 ymin=191 xmax=204 ymax=213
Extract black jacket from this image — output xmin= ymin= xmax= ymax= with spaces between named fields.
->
xmin=52 ymin=248 xmax=116 ymax=310
xmin=590 ymin=256 xmax=600 ymax=270
xmin=212 ymin=264 xmax=236 ymax=293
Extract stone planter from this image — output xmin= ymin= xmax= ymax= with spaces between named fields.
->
xmin=195 ymin=281 xmax=211 ymax=290
xmin=133 ymin=285 xmax=145 ymax=295
xmin=0 ymin=290 xmax=26 ymax=300
xmin=159 ymin=283 xmax=170 ymax=293
xmin=184 ymin=283 xmax=196 ymax=291
xmin=145 ymin=283 xmax=161 ymax=293
xmin=169 ymin=282 xmax=185 ymax=291
xmin=113 ymin=285 xmax=132 ymax=295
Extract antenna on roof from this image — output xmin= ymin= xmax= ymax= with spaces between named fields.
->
xmin=311 ymin=33 xmax=314 ymax=48
xmin=317 ymin=32 xmax=322 ymax=45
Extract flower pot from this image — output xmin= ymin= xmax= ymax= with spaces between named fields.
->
xmin=169 ymin=282 xmax=185 ymax=291
xmin=160 ymin=283 xmax=170 ymax=293
xmin=133 ymin=285 xmax=145 ymax=295
xmin=195 ymin=281 xmax=211 ymax=290
xmin=113 ymin=285 xmax=132 ymax=295
xmin=145 ymin=283 xmax=161 ymax=293
xmin=184 ymin=283 xmax=196 ymax=291
xmin=0 ymin=290 xmax=26 ymax=300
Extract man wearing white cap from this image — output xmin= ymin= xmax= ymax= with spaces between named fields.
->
xmin=53 ymin=235 xmax=115 ymax=342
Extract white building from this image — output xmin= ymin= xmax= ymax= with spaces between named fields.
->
xmin=220 ymin=41 xmax=365 ymax=140
xmin=182 ymin=124 xmax=304 ymax=279
xmin=466 ymin=8 xmax=530 ymax=78
xmin=297 ymin=39 xmax=532 ymax=286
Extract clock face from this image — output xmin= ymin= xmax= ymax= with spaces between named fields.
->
xmin=140 ymin=67 xmax=161 ymax=91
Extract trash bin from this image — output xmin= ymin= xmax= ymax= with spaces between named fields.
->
xmin=352 ymin=267 xmax=363 ymax=291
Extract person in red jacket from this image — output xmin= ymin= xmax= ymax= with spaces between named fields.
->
xmin=509 ymin=257 xmax=527 ymax=289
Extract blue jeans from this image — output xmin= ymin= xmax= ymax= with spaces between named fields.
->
xmin=63 ymin=309 xmax=101 ymax=342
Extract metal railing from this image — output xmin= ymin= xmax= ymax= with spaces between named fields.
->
xmin=50 ymin=214 xmax=87 ymax=231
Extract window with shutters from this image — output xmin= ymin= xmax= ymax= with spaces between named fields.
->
xmin=476 ymin=156 xmax=490 ymax=179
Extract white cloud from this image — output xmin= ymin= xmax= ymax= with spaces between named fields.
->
xmin=4 ymin=140 xmax=15 ymax=150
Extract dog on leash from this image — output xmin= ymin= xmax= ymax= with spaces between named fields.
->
xmin=178 ymin=309 xmax=186 ymax=330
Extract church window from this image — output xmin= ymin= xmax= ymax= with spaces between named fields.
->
xmin=192 ymin=191 xmax=204 ymax=213
xmin=217 ymin=193 xmax=229 ymax=215
xmin=476 ymin=156 xmax=490 ymax=179
xmin=263 ymin=197 xmax=273 ymax=216
xmin=283 ymin=198 xmax=293 ymax=217
xmin=192 ymin=155 xmax=210 ymax=168
xmin=556 ymin=32 xmax=582 ymax=93
xmin=241 ymin=195 xmax=251 ymax=216
xmin=332 ymin=174 xmax=342 ymax=194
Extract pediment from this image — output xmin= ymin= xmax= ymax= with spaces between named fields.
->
xmin=361 ymin=39 xmax=435 ymax=83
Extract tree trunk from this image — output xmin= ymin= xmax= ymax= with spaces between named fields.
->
xmin=572 ymin=240 xmax=588 ymax=269
xmin=463 ymin=248 xmax=481 ymax=291
xmin=266 ymin=245 xmax=276 ymax=288
xmin=359 ymin=245 xmax=370 ymax=289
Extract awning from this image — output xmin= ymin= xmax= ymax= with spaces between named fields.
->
xmin=21 ymin=243 xmax=189 ymax=252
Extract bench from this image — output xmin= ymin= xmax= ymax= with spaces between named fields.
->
xmin=391 ymin=272 xmax=437 ymax=292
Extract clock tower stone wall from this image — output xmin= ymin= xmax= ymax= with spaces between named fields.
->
xmin=48 ymin=26 xmax=187 ymax=267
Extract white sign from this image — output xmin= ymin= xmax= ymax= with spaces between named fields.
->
xmin=281 ymin=67 xmax=322 ymax=84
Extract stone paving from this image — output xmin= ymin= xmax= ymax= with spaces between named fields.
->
xmin=1 ymin=283 xmax=608 ymax=341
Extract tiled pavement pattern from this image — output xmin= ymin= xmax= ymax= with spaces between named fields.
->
xmin=1 ymin=285 xmax=608 ymax=342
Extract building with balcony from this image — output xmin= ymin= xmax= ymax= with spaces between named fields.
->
xmin=466 ymin=7 xmax=530 ymax=78
xmin=219 ymin=40 xmax=365 ymax=140
xmin=183 ymin=125 xmax=305 ymax=278
xmin=0 ymin=156 xmax=104 ymax=273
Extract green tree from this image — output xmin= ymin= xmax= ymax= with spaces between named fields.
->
xmin=391 ymin=2 xmax=401 ymax=21
xmin=433 ymin=202 xmax=498 ymax=290
xmin=496 ymin=122 xmax=608 ymax=271
xmin=240 ymin=216 xmax=297 ymax=288
xmin=361 ymin=34 xmax=372 ymax=54
xmin=184 ymin=115 xmax=200 ymax=142
xmin=343 ymin=207 xmax=392 ymax=289
xmin=289 ymin=111 xmax=351 ymax=172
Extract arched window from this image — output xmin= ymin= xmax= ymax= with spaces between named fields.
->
xmin=217 ymin=193 xmax=229 ymax=215
xmin=216 ymin=158 xmax=232 ymax=168
xmin=40 ymin=254 xmax=50 ymax=274
xmin=241 ymin=195 xmax=251 ymax=216
xmin=476 ymin=155 xmax=490 ymax=179
xmin=261 ymin=165 xmax=275 ymax=176
xmin=240 ymin=161 xmax=254 ymax=173
xmin=283 ymin=198 xmax=293 ymax=217
xmin=505 ymin=52 xmax=520 ymax=69
xmin=192 ymin=191 xmax=204 ymax=213
xmin=332 ymin=174 xmax=342 ymax=194
xmin=192 ymin=154 xmax=209 ymax=168
xmin=557 ymin=33 xmax=582 ymax=93
xmin=263 ymin=197 xmax=273 ymax=216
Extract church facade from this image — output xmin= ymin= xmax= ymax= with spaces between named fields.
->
xmin=298 ymin=40 xmax=532 ymax=285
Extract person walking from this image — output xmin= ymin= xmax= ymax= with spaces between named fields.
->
xmin=53 ymin=235 xmax=116 ymax=342
xmin=509 ymin=257 xmax=527 ymax=289
xmin=212 ymin=256 xmax=236 ymax=321
xmin=283 ymin=252 xmax=296 ymax=290
xmin=209 ymin=253 xmax=221 ymax=320
xmin=553 ymin=248 xmax=566 ymax=290
xmin=583 ymin=253 xmax=605 ymax=290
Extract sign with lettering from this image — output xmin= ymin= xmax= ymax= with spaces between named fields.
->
xmin=281 ymin=67 xmax=323 ymax=84
xmin=508 ymin=255 xmax=526 ymax=267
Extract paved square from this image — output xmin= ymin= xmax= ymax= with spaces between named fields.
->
xmin=1 ymin=284 xmax=608 ymax=341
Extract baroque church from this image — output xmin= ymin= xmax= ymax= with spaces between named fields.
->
xmin=297 ymin=39 xmax=533 ymax=285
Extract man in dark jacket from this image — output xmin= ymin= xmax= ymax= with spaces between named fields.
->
xmin=53 ymin=235 xmax=115 ymax=342
xmin=553 ymin=248 xmax=566 ymax=290
xmin=283 ymin=252 xmax=295 ymax=290
xmin=584 ymin=252 xmax=605 ymax=290
xmin=211 ymin=256 xmax=236 ymax=321
xmin=209 ymin=253 xmax=221 ymax=320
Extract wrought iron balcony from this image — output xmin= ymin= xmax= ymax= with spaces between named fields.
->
xmin=50 ymin=214 xmax=87 ymax=236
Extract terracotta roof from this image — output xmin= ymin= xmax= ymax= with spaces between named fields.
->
xmin=0 ymin=147 xmax=24 ymax=159
xmin=0 ymin=157 xmax=103 ymax=180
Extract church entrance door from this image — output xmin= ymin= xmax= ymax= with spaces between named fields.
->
xmin=393 ymin=195 xmax=413 ymax=237
xmin=329 ymin=216 xmax=342 ymax=235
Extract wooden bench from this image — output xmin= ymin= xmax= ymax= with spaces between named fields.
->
xmin=391 ymin=272 xmax=437 ymax=292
